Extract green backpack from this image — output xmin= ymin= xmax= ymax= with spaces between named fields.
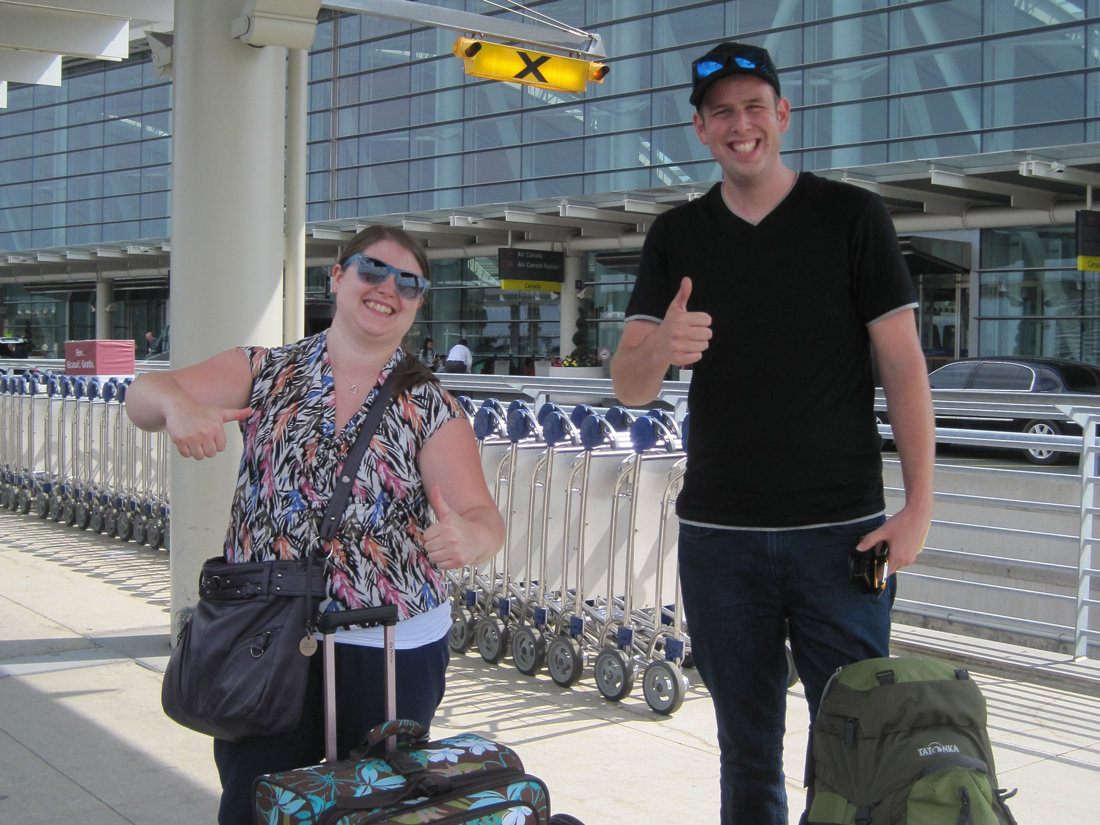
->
xmin=802 ymin=657 xmax=1017 ymax=825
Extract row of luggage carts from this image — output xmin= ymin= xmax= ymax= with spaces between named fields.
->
xmin=446 ymin=396 xmax=698 ymax=715
xmin=0 ymin=369 xmax=171 ymax=548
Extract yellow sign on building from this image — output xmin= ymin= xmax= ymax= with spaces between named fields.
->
xmin=453 ymin=38 xmax=609 ymax=94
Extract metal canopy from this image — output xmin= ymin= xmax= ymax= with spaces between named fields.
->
xmin=4 ymin=143 xmax=1100 ymax=282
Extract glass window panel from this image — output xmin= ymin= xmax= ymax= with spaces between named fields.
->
xmin=411 ymin=123 xmax=462 ymax=158
xmin=32 ymin=105 xmax=64 ymax=132
xmin=412 ymin=27 xmax=462 ymax=60
xmin=67 ymin=198 xmax=102 ymax=225
xmin=805 ymin=142 xmax=887 ymax=170
xmin=891 ymin=43 xmax=981 ymax=95
xmin=586 ymin=95 xmax=651 ymax=134
xmin=803 ymin=14 xmax=888 ymax=62
xmin=32 ymin=83 xmax=65 ymax=106
xmin=310 ymin=50 xmax=333 ymax=81
xmin=651 ymin=51 xmax=692 ymax=89
xmin=464 ymin=81 xmax=523 ymax=117
xmin=31 ymin=154 xmax=66 ymax=179
xmin=67 ymin=69 xmax=104 ymax=99
xmin=888 ymin=134 xmax=981 ymax=162
xmin=362 ymin=34 xmax=411 ymax=70
xmin=141 ymin=165 xmax=170 ymax=192
xmin=363 ymin=132 xmax=410 ymax=164
xmin=0 ymin=158 xmax=33 ymax=184
xmin=984 ymin=75 xmax=1085 ymax=128
xmin=653 ymin=158 xmax=719 ymax=186
xmin=891 ymin=0 xmax=980 ymax=47
xmin=32 ymin=129 xmax=66 ymax=155
xmin=523 ymin=105 xmax=584 ymax=142
xmin=142 ymin=111 xmax=171 ymax=139
xmin=309 ymin=111 xmax=332 ymax=141
xmin=409 ymin=187 xmax=461 ymax=212
xmin=979 ymin=270 xmax=1082 ymax=317
xmin=891 ymin=88 xmax=982 ymax=138
xmin=68 ymin=97 xmax=105 ymax=125
xmin=103 ymin=169 xmax=141 ymax=197
xmin=337 ymin=106 xmax=359 ymax=137
xmin=141 ymin=218 xmax=169 ymax=238
xmin=337 ymin=137 xmax=358 ymax=168
xmin=66 ymin=224 xmax=100 ymax=245
xmin=104 ymin=62 xmax=143 ymax=93
xmin=651 ymin=89 xmax=692 ymax=129
xmin=32 ymin=203 xmax=65 ymax=226
xmin=32 ymin=227 xmax=65 ymax=247
xmin=979 ymin=318 xmax=1088 ymax=360
xmin=308 ymin=171 xmax=330 ymax=202
xmin=105 ymin=118 xmax=143 ymax=144
xmin=141 ymin=138 xmax=171 ymax=166
xmin=534 ymin=0 xmax=585 ymax=27
xmin=362 ymin=10 xmax=409 ymax=39
xmin=650 ymin=124 xmax=712 ymax=165
xmin=102 ymin=220 xmax=139 ymax=242
xmin=307 ymin=202 xmax=330 ymax=222
xmin=365 ymin=193 xmax=409 ymax=214
xmin=597 ymin=17 xmax=652 ymax=55
xmin=985 ymin=27 xmax=1086 ymax=82
xmin=309 ymin=142 xmax=331 ymax=172
xmin=465 ymin=114 xmax=522 ymax=150
xmin=68 ymin=122 xmax=103 ymax=151
xmin=411 ymin=57 xmax=465 ymax=93
xmin=411 ymin=89 xmax=464 ymax=126
xmin=985 ymin=121 xmax=1086 ymax=151
xmin=411 ymin=155 xmax=463 ymax=190
xmin=0 ymin=183 xmax=32 ymax=208
xmin=142 ymin=83 xmax=171 ymax=112
xmin=465 ymin=182 xmax=521 ymax=206
xmin=141 ymin=191 xmax=169 ymax=219
xmin=339 ymin=45 xmax=360 ymax=76
xmin=105 ymin=90 xmax=142 ymax=118
xmin=336 ymin=168 xmax=358 ymax=199
xmin=31 ymin=178 xmax=64 ymax=204
xmin=803 ymin=99 xmax=888 ymax=149
xmin=585 ymin=131 xmax=652 ymax=170
xmin=364 ymin=66 xmax=410 ymax=99
xmin=0 ymin=110 xmax=33 ymax=138
xmin=981 ymin=226 xmax=1075 ymax=269
xmin=463 ymin=148 xmax=521 ymax=185
xmin=523 ymin=139 xmax=583 ymax=178
xmin=727 ymin=0 xmax=803 ymax=33
xmin=523 ymin=176 xmax=584 ymax=199
xmin=67 ymin=148 xmax=103 ymax=175
xmin=588 ymin=0 xmax=652 ymax=25
xmin=804 ymin=0 xmax=887 ymax=21
xmin=805 ymin=58 xmax=887 ymax=106
xmin=0 ymin=134 xmax=33 ymax=161
xmin=310 ymin=80 xmax=332 ymax=111
xmin=337 ymin=12 xmax=360 ymax=44
xmin=2 ymin=205 xmax=32 ymax=231
xmin=315 ymin=18 xmax=333 ymax=50
xmin=595 ymin=56 xmax=651 ymax=97
xmin=985 ymin=0 xmax=1083 ymax=34
xmin=584 ymin=168 xmax=650 ymax=193
xmin=653 ymin=6 xmax=725 ymax=49
xmin=361 ymin=97 xmax=410 ymax=132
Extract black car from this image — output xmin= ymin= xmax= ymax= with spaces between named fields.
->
xmin=925 ymin=357 xmax=1100 ymax=464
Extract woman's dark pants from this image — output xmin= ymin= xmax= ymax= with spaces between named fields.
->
xmin=213 ymin=637 xmax=449 ymax=825
xmin=677 ymin=517 xmax=895 ymax=825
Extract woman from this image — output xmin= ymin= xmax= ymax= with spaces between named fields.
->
xmin=126 ymin=226 xmax=504 ymax=825
xmin=419 ymin=337 xmax=439 ymax=371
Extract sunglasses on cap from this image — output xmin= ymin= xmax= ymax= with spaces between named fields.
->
xmin=341 ymin=253 xmax=430 ymax=301
xmin=690 ymin=43 xmax=781 ymax=105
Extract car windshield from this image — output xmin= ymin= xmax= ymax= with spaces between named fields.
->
xmin=1058 ymin=364 xmax=1100 ymax=393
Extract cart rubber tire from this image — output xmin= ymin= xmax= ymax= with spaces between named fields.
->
xmin=594 ymin=648 xmax=637 ymax=702
xmin=103 ymin=508 xmax=118 ymax=537
xmin=133 ymin=518 xmax=147 ymax=545
xmin=476 ymin=616 xmax=509 ymax=664
xmin=38 ymin=495 xmax=51 ymax=519
xmin=19 ymin=490 xmax=32 ymax=515
xmin=74 ymin=502 xmax=90 ymax=530
xmin=90 ymin=506 xmax=104 ymax=533
xmin=642 ymin=660 xmax=688 ymax=715
xmin=117 ymin=512 xmax=133 ymax=541
xmin=786 ymin=643 xmax=799 ymax=688
xmin=448 ymin=607 xmax=473 ymax=654
xmin=547 ymin=636 xmax=585 ymax=688
xmin=63 ymin=500 xmax=77 ymax=526
xmin=512 ymin=626 xmax=546 ymax=676
xmin=147 ymin=520 xmax=163 ymax=549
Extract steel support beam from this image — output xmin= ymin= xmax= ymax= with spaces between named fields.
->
xmin=0 ymin=48 xmax=61 ymax=85
xmin=0 ymin=3 xmax=129 ymax=60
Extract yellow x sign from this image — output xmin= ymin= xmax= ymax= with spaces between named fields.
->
xmin=453 ymin=38 xmax=609 ymax=94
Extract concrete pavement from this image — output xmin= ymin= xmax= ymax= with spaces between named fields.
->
xmin=1 ymin=509 xmax=1098 ymax=824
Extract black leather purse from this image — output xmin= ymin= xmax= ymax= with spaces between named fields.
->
xmin=161 ymin=360 xmax=406 ymax=741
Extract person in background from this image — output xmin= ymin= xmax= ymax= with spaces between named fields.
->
xmin=125 ymin=225 xmax=504 ymax=825
xmin=419 ymin=338 xmax=439 ymax=371
xmin=610 ymin=42 xmax=935 ymax=825
xmin=145 ymin=331 xmax=158 ymax=356
xmin=443 ymin=338 xmax=472 ymax=374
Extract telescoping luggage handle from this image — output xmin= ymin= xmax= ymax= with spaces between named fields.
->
xmin=317 ymin=605 xmax=400 ymax=761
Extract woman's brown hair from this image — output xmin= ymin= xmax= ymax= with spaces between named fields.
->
xmin=338 ymin=225 xmax=437 ymax=395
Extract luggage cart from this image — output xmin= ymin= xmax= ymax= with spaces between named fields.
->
xmin=36 ymin=375 xmax=60 ymax=520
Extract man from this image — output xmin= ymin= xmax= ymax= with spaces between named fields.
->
xmin=444 ymin=338 xmax=473 ymax=373
xmin=145 ymin=331 xmax=158 ymax=356
xmin=610 ymin=42 xmax=934 ymax=825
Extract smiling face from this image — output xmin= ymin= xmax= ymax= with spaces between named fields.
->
xmin=693 ymin=74 xmax=790 ymax=191
xmin=330 ymin=238 xmax=424 ymax=349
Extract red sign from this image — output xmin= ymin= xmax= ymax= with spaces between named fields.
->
xmin=64 ymin=340 xmax=136 ymax=377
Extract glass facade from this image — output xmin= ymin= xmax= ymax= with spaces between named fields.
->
xmin=3 ymin=1 xmax=1100 ymax=364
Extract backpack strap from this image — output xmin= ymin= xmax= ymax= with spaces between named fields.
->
xmin=957 ymin=787 xmax=973 ymax=825
xmin=855 ymin=806 xmax=871 ymax=825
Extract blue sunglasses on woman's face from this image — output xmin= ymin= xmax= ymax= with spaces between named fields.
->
xmin=341 ymin=253 xmax=430 ymax=300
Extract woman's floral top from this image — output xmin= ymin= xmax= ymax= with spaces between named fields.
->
xmin=223 ymin=332 xmax=462 ymax=618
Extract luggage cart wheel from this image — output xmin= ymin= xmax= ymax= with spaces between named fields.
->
xmin=90 ymin=506 xmax=104 ymax=534
xmin=117 ymin=511 xmax=133 ymax=541
xmin=512 ymin=626 xmax=547 ymax=676
xmin=786 ymin=643 xmax=799 ymax=688
xmin=594 ymin=651 xmax=638 ymax=704
xmin=642 ymin=660 xmax=689 ymax=715
xmin=19 ymin=490 xmax=32 ymax=515
xmin=104 ymin=508 xmax=118 ymax=537
xmin=594 ymin=649 xmax=637 ymax=702
xmin=74 ymin=501 xmax=90 ymax=530
xmin=448 ymin=607 xmax=473 ymax=654
xmin=63 ymin=500 xmax=77 ymax=527
xmin=476 ymin=616 xmax=509 ymax=664
xmin=547 ymin=636 xmax=585 ymax=688
xmin=36 ymin=495 xmax=50 ymax=519
xmin=148 ymin=520 xmax=164 ymax=550
xmin=133 ymin=517 xmax=147 ymax=546
xmin=51 ymin=496 xmax=63 ymax=522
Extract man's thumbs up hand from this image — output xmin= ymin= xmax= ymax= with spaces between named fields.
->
xmin=659 ymin=277 xmax=712 ymax=367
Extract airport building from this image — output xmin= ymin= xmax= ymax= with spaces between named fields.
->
xmin=2 ymin=0 xmax=1100 ymax=372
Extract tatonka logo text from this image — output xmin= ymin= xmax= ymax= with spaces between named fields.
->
xmin=918 ymin=742 xmax=961 ymax=758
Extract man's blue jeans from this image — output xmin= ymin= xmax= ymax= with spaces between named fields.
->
xmin=677 ymin=516 xmax=895 ymax=825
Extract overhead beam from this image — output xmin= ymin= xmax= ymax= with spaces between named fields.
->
xmin=0 ymin=3 xmax=128 ymax=60
xmin=503 ymin=208 xmax=622 ymax=237
xmin=929 ymin=167 xmax=1052 ymax=210
xmin=323 ymin=0 xmax=606 ymax=57
xmin=842 ymin=175 xmax=974 ymax=216
xmin=1020 ymin=159 xmax=1100 ymax=189
xmin=0 ymin=48 xmax=61 ymax=85
xmin=559 ymin=203 xmax=653 ymax=229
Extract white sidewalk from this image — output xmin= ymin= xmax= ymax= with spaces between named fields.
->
xmin=1 ymin=510 xmax=1098 ymax=824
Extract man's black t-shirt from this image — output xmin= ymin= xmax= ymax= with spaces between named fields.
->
xmin=625 ymin=173 xmax=917 ymax=528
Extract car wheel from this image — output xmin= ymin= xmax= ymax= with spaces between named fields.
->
xmin=1022 ymin=419 xmax=1062 ymax=465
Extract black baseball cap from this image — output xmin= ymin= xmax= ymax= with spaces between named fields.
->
xmin=690 ymin=42 xmax=781 ymax=108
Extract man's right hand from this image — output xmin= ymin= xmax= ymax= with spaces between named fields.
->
xmin=657 ymin=277 xmax=713 ymax=367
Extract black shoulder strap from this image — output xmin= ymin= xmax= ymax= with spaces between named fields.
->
xmin=318 ymin=358 xmax=407 ymax=543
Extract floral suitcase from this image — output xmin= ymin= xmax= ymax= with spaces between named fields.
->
xmin=252 ymin=607 xmax=569 ymax=825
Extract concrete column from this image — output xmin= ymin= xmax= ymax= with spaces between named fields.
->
xmin=559 ymin=253 xmax=582 ymax=360
xmin=170 ymin=0 xmax=287 ymax=637
xmin=95 ymin=279 xmax=112 ymax=339
xmin=284 ymin=48 xmax=308 ymax=344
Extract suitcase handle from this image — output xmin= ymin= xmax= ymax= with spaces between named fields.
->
xmin=317 ymin=604 xmax=399 ymax=634
xmin=364 ymin=719 xmax=427 ymax=750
